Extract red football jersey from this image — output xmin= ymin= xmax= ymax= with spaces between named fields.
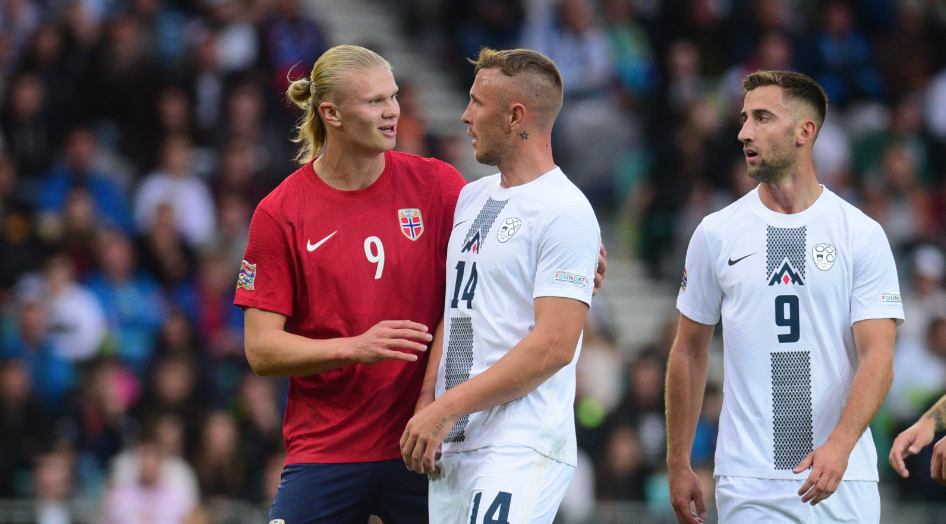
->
xmin=234 ymin=150 xmax=466 ymax=464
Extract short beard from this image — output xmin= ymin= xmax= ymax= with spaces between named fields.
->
xmin=748 ymin=136 xmax=796 ymax=184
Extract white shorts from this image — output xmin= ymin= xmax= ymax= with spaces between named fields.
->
xmin=428 ymin=444 xmax=575 ymax=524
xmin=716 ymin=476 xmax=879 ymax=524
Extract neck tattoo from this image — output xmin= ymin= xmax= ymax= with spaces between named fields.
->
xmin=519 ymin=131 xmax=529 ymax=140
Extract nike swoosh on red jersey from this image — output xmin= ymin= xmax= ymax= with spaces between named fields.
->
xmin=307 ymin=231 xmax=337 ymax=252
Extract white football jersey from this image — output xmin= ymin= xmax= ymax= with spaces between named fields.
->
xmin=677 ymin=186 xmax=904 ymax=481
xmin=436 ymin=168 xmax=600 ymax=467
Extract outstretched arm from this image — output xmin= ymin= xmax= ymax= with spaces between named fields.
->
xmin=889 ymin=393 xmax=946 ymax=485
xmin=666 ymin=314 xmax=715 ymax=524
xmin=243 ymin=307 xmax=432 ymax=376
xmin=794 ymin=318 xmax=896 ymax=504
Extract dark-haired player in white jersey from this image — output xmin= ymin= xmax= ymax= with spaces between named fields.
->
xmin=666 ymin=71 xmax=904 ymax=524
xmin=399 ymin=48 xmax=600 ymax=523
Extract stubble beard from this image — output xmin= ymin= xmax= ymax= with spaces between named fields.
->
xmin=748 ymin=135 xmax=797 ymax=185
xmin=474 ymin=144 xmax=503 ymax=166
xmin=473 ymin=121 xmax=512 ymax=167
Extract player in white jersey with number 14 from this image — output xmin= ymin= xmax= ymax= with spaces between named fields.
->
xmin=399 ymin=48 xmax=600 ymax=524
xmin=666 ymin=70 xmax=904 ymax=524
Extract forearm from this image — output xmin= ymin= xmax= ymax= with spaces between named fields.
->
xmin=920 ymin=394 xmax=946 ymax=432
xmin=437 ymin=328 xmax=574 ymax=420
xmin=665 ymin=342 xmax=709 ymax=469
xmin=829 ymin=349 xmax=893 ymax=448
xmin=416 ymin=320 xmax=445 ymax=410
xmin=246 ymin=328 xmax=351 ymax=377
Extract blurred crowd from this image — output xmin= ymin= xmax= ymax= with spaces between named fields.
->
xmin=3 ymin=0 xmax=946 ymax=521
xmin=0 ymin=0 xmax=347 ymax=520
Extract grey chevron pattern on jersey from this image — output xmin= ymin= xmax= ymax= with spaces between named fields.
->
xmin=766 ymin=226 xmax=806 ymax=281
xmin=461 ymin=197 xmax=508 ymax=253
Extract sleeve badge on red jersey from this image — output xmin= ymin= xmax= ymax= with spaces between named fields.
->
xmin=237 ymin=260 xmax=256 ymax=291
xmin=398 ymin=208 xmax=424 ymax=240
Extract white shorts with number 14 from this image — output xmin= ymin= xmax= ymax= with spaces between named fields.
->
xmin=428 ymin=444 xmax=575 ymax=524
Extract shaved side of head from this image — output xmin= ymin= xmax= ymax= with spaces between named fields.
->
xmin=469 ymin=48 xmax=564 ymax=130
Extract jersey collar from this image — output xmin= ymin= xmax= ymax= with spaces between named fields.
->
xmin=303 ymin=150 xmax=394 ymax=201
xmin=748 ymin=184 xmax=833 ymax=228
xmin=488 ymin=166 xmax=564 ymax=200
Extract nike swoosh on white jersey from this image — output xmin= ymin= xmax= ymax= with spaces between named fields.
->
xmin=307 ymin=231 xmax=337 ymax=252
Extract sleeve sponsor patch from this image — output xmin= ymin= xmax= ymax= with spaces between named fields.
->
xmin=237 ymin=260 xmax=257 ymax=291
xmin=680 ymin=268 xmax=688 ymax=292
xmin=554 ymin=269 xmax=590 ymax=288
xmin=881 ymin=292 xmax=901 ymax=304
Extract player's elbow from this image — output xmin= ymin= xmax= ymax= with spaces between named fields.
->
xmin=540 ymin=332 xmax=580 ymax=372
xmin=244 ymin=335 xmax=274 ymax=376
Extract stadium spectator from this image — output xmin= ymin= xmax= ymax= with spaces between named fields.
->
xmin=0 ymin=156 xmax=50 ymax=289
xmin=86 ymin=230 xmax=167 ymax=374
xmin=0 ymin=0 xmax=41 ymax=67
xmin=58 ymin=188 xmax=101 ymax=279
xmin=217 ymin=81 xmax=294 ymax=182
xmin=136 ymin=202 xmax=198 ymax=291
xmin=63 ymin=357 xmax=139 ymax=489
xmin=103 ymin=434 xmax=199 ymax=524
xmin=18 ymin=254 xmax=107 ymax=363
xmin=134 ymin=135 xmax=216 ymax=247
xmin=608 ymin=351 xmax=667 ymax=470
xmin=808 ymin=0 xmax=884 ymax=107
xmin=210 ymin=140 xmax=268 ymax=207
xmin=210 ymin=191 xmax=251 ymax=272
xmin=2 ymin=72 xmax=53 ymax=180
xmin=520 ymin=0 xmax=613 ymax=99
xmin=207 ymin=0 xmax=260 ymax=75
xmin=108 ymin=415 xmax=200 ymax=514
xmin=261 ymin=0 xmax=328 ymax=93
xmin=135 ymin=354 xmax=205 ymax=450
xmin=0 ymin=298 xmax=76 ymax=409
xmin=186 ymin=32 xmax=226 ymax=139
xmin=597 ymin=424 xmax=648 ymax=501
xmin=234 ymin=370 xmax=283 ymax=500
xmin=88 ymin=15 xmax=161 ymax=170
xmin=127 ymin=0 xmax=190 ymax=73
xmin=0 ymin=358 xmax=51 ymax=497
xmin=31 ymin=446 xmax=76 ymax=524
xmin=604 ymin=0 xmax=657 ymax=107
xmin=193 ymin=410 xmax=246 ymax=499
xmin=38 ymin=126 xmax=133 ymax=233
xmin=441 ymin=0 xmax=525 ymax=84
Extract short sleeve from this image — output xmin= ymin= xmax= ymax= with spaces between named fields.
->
xmin=851 ymin=223 xmax=905 ymax=326
xmin=533 ymin=200 xmax=600 ymax=306
xmin=233 ymin=206 xmax=296 ymax=317
xmin=676 ymin=221 xmax=723 ymax=326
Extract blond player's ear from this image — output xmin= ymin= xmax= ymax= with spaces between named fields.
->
xmin=319 ymin=101 xmax=342 ymax=128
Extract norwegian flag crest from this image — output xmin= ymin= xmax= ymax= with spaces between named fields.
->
xmin=398 ymin=208 xmax=424 ymax=240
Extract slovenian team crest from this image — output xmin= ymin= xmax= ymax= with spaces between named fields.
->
xmin=497 ymin=217 xmax=522 ymax=242
xmin=812 ymin=243 xmax=836 ymax=271
xmin=398 ymin=208 xmax=424 ymax=240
